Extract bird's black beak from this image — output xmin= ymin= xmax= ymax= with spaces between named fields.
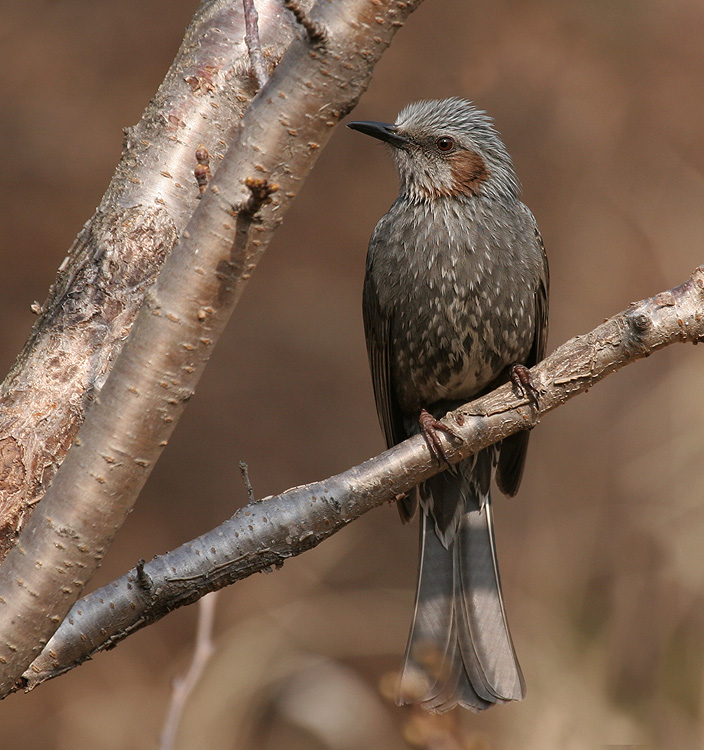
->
xmin=347 ymin=120 xmax=409 ymax=148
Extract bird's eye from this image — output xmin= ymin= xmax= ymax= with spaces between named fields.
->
xmin=436 ymin=136 xmax=455 ymax=152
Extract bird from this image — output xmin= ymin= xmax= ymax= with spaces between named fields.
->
xmin=347 ymin=98 xmax=549 ymax=713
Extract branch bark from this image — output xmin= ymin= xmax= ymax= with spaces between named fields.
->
xmin=14 ymin=266 xmax=704 ymax=694
xmin=0 ymin=0 xmax=299 ymax=557
xmin=0 ymin=0 xmax=424 ymax=697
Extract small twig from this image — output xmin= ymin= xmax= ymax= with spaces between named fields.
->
xmin=243 ymin=0 xmax=269 ymax=89
xmin=282 ymin=0 xmax=328 ymax=45
xmin=135 ymin=558 xmax=153 ymax=592
xmin=239 ymin=460 xmax=256 ymax=503
xmin=159 ymin=591 xmax=220 ymax=750
xmin=194 ymin=146 xmax=212 ymax=197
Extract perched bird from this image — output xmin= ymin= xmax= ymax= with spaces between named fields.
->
xmin=348 ymin=98 xmax=548 ymax=712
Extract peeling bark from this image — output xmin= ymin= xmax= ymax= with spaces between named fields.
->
xmin=0 ymin=207 xmax=176 ymax=551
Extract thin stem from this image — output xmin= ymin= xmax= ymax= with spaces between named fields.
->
xmin=243 ymin=0 xmax=268 ymax=89
xmin=160 ymin=592 xmax=220 ymax=750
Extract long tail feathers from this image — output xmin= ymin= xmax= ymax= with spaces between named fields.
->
xmin=397 ymin=490 xmax=525 ymax=713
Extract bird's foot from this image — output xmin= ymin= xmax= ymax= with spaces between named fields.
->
xmin=510 ymin=364 xmax=540 ymax=409
xmin=419 ymin=409 xmax=460 ymax=466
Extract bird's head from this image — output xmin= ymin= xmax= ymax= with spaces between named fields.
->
xmin=348 ymin=97 xmax=519 ymax=203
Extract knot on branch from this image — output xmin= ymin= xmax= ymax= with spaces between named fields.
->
xmin=627 ymin=309 xmax=651 ymax=336
xmin=622 ymin=307 xmax=652 ymax=355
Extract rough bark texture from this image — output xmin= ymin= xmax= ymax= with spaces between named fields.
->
xmin=0 ymin=0 xmax=300 ymax=558
xmin=0 ymin=0 xmax=424 ymax=697
xmin=14 ymin=265 xmax=704 ymax=694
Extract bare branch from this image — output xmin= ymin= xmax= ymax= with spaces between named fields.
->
xmin=239 ymin=461 xmax=256 ymax=503
xmin=0 ymin=0 xmax=424 ymax=697
xmin=243 ymin=0 xmax=269 ymax=88
xmin=15 ymin=266 xmax=704 ymax=693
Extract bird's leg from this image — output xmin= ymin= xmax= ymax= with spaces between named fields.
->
xmin=419 ymin=408 xmax=460 ymax=466
xmin=510 ymin=364 xmax=540 ymax=409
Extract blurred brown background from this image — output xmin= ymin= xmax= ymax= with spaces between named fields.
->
xmin=2 ymin=1 xmax=704 ymax=748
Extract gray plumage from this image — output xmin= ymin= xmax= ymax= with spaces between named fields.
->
xmin=348 ymin=98 xmax=548 ymax=712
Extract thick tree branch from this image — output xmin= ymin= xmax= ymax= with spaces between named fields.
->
xmin=15 ymin=266 xmax=704 ymax=694
xmin=0 ymin=0 xmax=423 ymax=697
xmin=0 ymin=0 xmax=299 ymax=557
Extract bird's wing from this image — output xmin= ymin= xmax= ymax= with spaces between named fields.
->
xmin=363 ymin=254 xmax=417 ymax=522
xmin=363 ymin=274 xmax=398 ymax=447
xmin=496 ymin=220 xmax=549 ymax=497
xmin=530 ymin=225 xmax=550 ymax=365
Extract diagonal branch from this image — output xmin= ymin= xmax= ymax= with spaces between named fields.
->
xmin=0 ymin=0 xmax=299 ymax=557
xmin=0 ymin=0 xmax=424 ymax=697
xmin=14 ymin=266 xmax=704 ymax=694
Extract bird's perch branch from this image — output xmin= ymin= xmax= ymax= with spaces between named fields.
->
xmin=15 ymin=266 xmax=704 ymax=694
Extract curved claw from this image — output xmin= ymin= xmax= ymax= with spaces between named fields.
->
xmin=419 ymin=408 xmax=460 ymax=467
xmin=510 ymin=364 xmax=540 ymax=409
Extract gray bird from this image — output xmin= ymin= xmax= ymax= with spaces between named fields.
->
xmin=348 ymin=98 xmax=548 ymax=712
